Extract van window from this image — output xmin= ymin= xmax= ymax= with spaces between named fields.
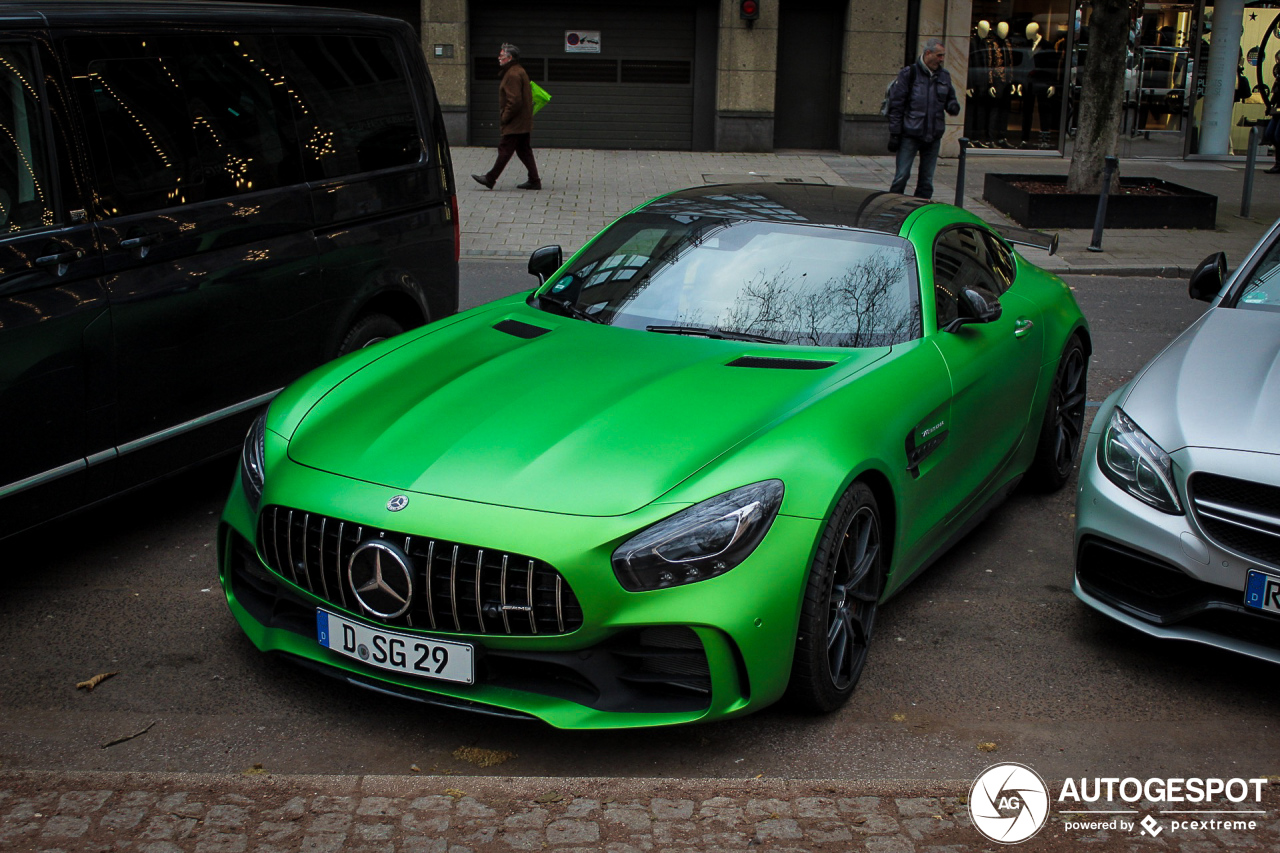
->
xmin=276 ymin=34 xmax=423 ymax=180
xmin=0 ymin=42 xmax=56 ymax=232
xmin=78 ymin=35 xmax=302 ymax=213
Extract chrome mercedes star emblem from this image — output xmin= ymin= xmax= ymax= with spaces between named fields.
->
xmin=347 ymin=540 xmax=414 ymax=619
xmin=387 ymin=495 xmax=409 ymax=512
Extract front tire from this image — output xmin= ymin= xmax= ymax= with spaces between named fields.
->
xmin=1026 ymin=335 xmax=1088 ymax=492
xmin=785 ymin=481 xmax=884 ymax=713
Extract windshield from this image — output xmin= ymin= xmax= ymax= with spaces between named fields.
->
xmin=537 ymin=213 xmax=920 ymax=348
xmin=1234 ymin=235 xmax=1280 ymax=313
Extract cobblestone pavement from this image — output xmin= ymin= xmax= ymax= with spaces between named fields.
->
xmin=453 ymin=146 xmax=1280 ymax=278
xmin=3 ymin=771 xmax=1277 ymax=852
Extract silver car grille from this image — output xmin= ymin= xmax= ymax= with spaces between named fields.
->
xmin=1188 ymin=474 xmax=1280 ymax=569
xmin=256 ymin=505 xmax=583 ymax=636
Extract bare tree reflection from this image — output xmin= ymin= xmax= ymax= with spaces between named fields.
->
xmin=717 ymin=250 xmax=916 ymax=347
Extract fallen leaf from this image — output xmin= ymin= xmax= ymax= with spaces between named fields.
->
xmin=409 ymin=764 xmax=421 ymax=773
xmin=452 ymin=746 xmax=515 ymax=768
xmin=978 ymin=742 xmax=998 ymax=752
xmin=444 ymin=789 xmax=466 ymax=799
xmin=242 ymin=763 xmax=269 ymax=775
xmin=891 ymin=713 xmax=907 ymax=722
xmin=77 ymin=671 xmax=120 ymax=691
xmin=535 ymin=791 xmax=562 ymax=804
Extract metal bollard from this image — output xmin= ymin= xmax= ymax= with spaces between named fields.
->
xmin=955 ymin=137 xmax=969 ymax=209
xmin=1240 ymin=126 xmax=1259 ymax=220
xmin=1087 ymin=155 xmax=1119 ymax=253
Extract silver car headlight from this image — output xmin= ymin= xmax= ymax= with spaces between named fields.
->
xmin=612 ymin=480 xmax=784 ymax=592
xmin=1099 ymin=407 xmax=1182 ymax=514
xmin=240 ymin=411 xmax=268 ymax=512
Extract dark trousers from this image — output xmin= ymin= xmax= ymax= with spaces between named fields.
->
xmin=485 ymin=133 xmax=539 ymax=183
xmin=890 ymin=136 xmax=941 ymax=199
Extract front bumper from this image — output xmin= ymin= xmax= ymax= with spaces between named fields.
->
xmin=1074 ymin=403 xmax=1280 ymax=666
xmin=218 ymin=449 xmax=822 ymax=729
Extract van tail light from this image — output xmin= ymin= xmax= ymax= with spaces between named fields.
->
xmin=450 ymin=194 xmax=460 ymax=263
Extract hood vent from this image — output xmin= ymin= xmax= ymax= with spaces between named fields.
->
xmin=494 ymin=319 xmax=551 ymax=339
xmin=727 ymin=356 xmax=836 ymax=370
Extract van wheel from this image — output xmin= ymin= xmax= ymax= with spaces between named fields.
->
xmin=785 ymin=481 xmax=883 ymax=713
xmin=338 ymin=313 xmax=403 ymax=356
xmin=1026 ymin=336 xmax=1088 ymax=492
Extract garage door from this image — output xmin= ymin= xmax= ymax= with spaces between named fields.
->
xmin=469 ymin=0 xmax=699 ymax=150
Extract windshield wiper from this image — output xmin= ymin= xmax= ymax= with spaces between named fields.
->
xmin=538 ymin=294 xmax=604 ymax=323
xmin=646 ymin=324 xmax=784 ymax=344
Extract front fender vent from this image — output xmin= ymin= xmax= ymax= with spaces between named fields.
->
xmin=727 ymin=356 xmax=836 ymax=370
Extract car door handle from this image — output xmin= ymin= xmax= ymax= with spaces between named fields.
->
xmin=34 ymin=248 xmax=86 ymax=271
xmin=1014 ymin=318 xmax=1035 ymax=338
xmin=119 ymin=234 xmax=157 ymax=249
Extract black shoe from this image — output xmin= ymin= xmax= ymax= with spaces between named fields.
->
xmin=517 ymin=180 xmax=542 ymax=190
xmin=1267 ymin=165 xmax=1280 ymax=174
xmin=472 ymin=174 xmax=494 ymax=189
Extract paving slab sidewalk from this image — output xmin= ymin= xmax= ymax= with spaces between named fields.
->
xmin=454 ymin=146 xmax=1279 ymax=278
xmin=4 ymin=770 xmax=1278 ymax=852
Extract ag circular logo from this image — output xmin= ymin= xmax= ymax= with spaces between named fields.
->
xmin=970 ymin=762 xmax=1050 ymax=844
xmin=347 ymin=540 xmax=414 ymax=619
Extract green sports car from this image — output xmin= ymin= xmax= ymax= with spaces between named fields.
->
xmin=219 ymin=183 xmax=1089 ymax=728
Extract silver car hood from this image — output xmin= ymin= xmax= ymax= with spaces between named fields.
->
xmin=1122 ymin=307 xmax=1280 ymax=455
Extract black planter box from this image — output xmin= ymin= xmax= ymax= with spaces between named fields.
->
xmin=982 ymin=173 xmax=1217 ymax=229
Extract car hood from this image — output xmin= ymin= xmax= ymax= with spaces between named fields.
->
xmin=1123 ymin=306 xmax=1280 ymax=455
xmin=287 ymin=308 xmax=885 ymax=516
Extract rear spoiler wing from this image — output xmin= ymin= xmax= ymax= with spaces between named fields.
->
xmin=993 ymin=225 xmax=1059 ymax=256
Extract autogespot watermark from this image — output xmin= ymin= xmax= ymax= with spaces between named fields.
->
xmin=970 ymin=763 xmax=1270 ymax=844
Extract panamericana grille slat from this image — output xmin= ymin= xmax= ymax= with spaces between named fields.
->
xmin=256 ymin=505 xmax=583 ymax=636
xmin=1189 ymin=473 xmax=1280 ymax=569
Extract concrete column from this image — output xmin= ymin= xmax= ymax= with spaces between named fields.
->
xmin=715 ymin=0 xmax=779 ymax=151
xmin=838 ymin=2 xmax=907 ymax=154
xmin=1199 ymin=0 xmax=1245 ymax=155
xmin=420 ymin=0 xmax=469 ymax=145
xmin=919 ymin=0 xmax=973 ymax=158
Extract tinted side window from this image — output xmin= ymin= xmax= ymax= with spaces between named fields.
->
xmin=87 ymin=53 xmax=203 ymax=210
xmin=276 ymin=34 xmax=422 ymax=180
xmin=0 ymin=41 xmax=56 ymax=232
xmin=75 ymin=34 xmax=301 ymax=213
xmin=933 ymin=227 xmax=1002 ymax=330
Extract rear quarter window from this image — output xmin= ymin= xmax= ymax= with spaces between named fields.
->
xmin=275 ymin=34 xmax=424 ymax=180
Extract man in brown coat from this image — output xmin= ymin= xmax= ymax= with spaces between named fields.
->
xmin=473 ymin=43 xmax=542 ymax=190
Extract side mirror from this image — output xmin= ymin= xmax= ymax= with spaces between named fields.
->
xmin=1188 ymin=252 xmax=1226 ymax=303
xmin=528 ymin=245 xmax=563 ymax=283
xmin=944 ymin=287 xmax=1003 ymax=333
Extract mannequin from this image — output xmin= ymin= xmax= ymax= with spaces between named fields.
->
xmin=985 ymin=22 xmax=1014 ymax=148
xmin=1020 ymin=22 xmax=1060 ymax=148
xmin=966 ymin=21 xmax=992 ymax=144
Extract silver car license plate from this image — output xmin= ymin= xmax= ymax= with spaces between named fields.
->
xmin=317 ymin=609 xmax=474 ymax=684
xmin=1244 ymin=570 xmax=1280 ymax=615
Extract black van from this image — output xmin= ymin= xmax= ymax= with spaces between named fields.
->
xmin=0 ymin=2 xmax=458 ymax=539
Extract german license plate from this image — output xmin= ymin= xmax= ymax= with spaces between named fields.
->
xmin=317 ymin=609 xmax=474 ymax=684
xmin=1244 ymin=570 xmax=1280 ymax=615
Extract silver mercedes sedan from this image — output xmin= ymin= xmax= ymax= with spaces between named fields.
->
xmin=1074 ymin=217 xmax=1280 ymax=665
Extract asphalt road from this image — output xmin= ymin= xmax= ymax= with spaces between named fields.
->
xmin=3 ymin=269 xmax=1271 ymax=785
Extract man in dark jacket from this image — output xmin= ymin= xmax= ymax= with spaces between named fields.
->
xmin=887 ymin=39 xmax=961 ymax=199
xmin=473 ymin=42 xmax=542 ymax=190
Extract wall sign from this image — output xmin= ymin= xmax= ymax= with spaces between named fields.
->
xmin=565 ymin=31 xmax=601 ymax=53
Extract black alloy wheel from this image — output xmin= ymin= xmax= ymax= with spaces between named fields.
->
xmin=1027 ymin=336 xmax=1088 ymax=491
xmin=786 ymin=481 xmax=883 ymax=712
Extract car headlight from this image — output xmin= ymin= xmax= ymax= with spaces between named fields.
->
xmin=240 ymin=411 xmax=268 ymax=512
xmin=611 ymin=480 xmax=784 ymax=592
xmin=1099 ymin=407 xmax=1181 ymax=514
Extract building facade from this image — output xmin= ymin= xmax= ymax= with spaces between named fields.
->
xmin=309 ymin=0 xmax=1280 ymax=159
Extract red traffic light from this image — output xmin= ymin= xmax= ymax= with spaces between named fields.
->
xmin=740 ymin=0 xmax=759 ymax=21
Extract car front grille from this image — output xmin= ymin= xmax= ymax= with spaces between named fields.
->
xmin=256 ymin=505 xmax=583 ymax=636
xmin=1188 ymin=473 xmax=1280 ymax=570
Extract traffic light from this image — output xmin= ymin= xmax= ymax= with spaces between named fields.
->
xmin=739 ymin=0 xmax=759 ymax=25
